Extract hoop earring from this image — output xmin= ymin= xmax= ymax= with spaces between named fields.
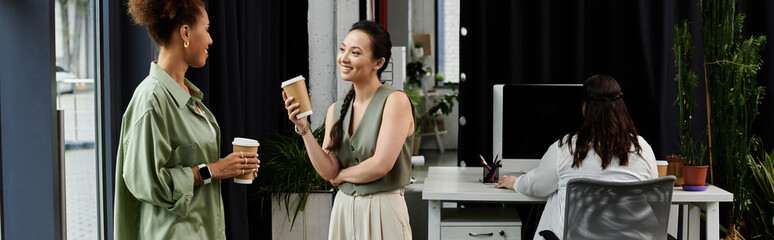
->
xmin=184 ymin=41 xmax=189 ymax=48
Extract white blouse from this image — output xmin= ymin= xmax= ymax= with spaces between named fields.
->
xmin=513 ymin=135 xmax=658 ymax=239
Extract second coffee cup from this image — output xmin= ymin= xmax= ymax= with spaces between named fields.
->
xmin=233 ymin=137 xmax=260 ymax=184
xmin=282 ymin=75 xmax=313 ymax=119
xmin=657 ymin=160 xmax=669 ymax=178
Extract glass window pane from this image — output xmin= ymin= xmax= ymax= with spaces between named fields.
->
xmin=55 ymin=0 xmax=99 ymax=239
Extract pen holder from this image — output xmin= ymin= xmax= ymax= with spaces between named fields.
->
xmin=482 ymin=165 xmax=500 ymax=183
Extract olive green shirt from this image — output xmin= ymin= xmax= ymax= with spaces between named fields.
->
xmin=333 ymin=84 xmax=414 ymax=195
xmin=114 ymin=63 xmax=226 ymax=240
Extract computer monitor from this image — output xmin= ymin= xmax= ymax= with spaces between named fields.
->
xmin=493 ymin=84 xmax=583 ymax=172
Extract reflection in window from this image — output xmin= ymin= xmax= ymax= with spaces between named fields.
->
xmin=55 ymin=0 xmax=99 ymax=239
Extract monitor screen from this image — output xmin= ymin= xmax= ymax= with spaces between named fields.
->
xmin=493 ymin=84 xmax=584 ymax=159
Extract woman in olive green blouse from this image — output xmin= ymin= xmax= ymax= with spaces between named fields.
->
xmin=114 ymin=1 xmax=259 ymax=239
xmin=284 ymin=20 xmax=415 ymax=239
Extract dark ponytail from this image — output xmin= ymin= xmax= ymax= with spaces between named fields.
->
xmin=326 ymin=20 xmax=392 ymax=152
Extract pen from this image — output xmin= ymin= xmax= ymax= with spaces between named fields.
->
xmin=493 ymin=153 xmax=500 ymax=165
xmin=479 ymin=154 xmax=491 ymax=170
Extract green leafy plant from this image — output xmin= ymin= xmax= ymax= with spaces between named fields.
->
xmin=406 ymin=61 xmax=426 ymax=86
xmin=414 ymin=42 xmax=423 ymax=48
xmin=253 ymin=125 xmax=333 ymax=230
xmin=700 ymin=0 xmax=767 ymax=234
xmin=682 ymin=133 xmax=709 ymax=166
xmin=747 ymin=137 xmax=774 ymax=239
xmin=427 ymin=83 xmax=459 ymax=118
xmin=404 ymin=82 xmax=424 ymax=135
xmin=673 ymin=20 xmax=701 ymax=165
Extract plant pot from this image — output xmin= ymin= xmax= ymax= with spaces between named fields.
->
xmin=421 ymin=74 xmax=435 ymax=91
xmin=666 ymin=155 xmax=684 ymax=186
xmin=271 ymin=190 xmax=335 ymax=240
xmin=412 ymin=47 xmax=424 ymax=58
xmin=682 ymin=165 xmax=708 ymax=186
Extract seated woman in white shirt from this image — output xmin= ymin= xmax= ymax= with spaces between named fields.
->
xmin=495 ymin=74 xmax=658 ymax=240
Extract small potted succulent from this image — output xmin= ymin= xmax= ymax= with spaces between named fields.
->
xmin=412 ymin=42 xmax=424 ymax=58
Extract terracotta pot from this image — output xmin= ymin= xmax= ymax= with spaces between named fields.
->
xmin=666 ymin=155 xmax=685 ymax=186
xmin=682 ymin=165 xmax=708 ymax=186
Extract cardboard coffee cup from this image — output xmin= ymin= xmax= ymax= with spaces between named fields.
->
xmin=281 ymin=75 xmax=313 ymax=119
xmin=657 ymin=160 xmax=669 ymax=178
xmin=232 ymin=137 xmax=260 ymax=184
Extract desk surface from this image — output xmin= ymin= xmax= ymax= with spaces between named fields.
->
xmin=422 ymin=166 xmax=733 ymax=203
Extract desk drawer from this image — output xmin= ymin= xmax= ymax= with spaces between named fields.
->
xmin=441 ymin=226 xmax=520 ymax=240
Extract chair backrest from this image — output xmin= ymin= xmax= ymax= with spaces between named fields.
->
xmin=563 ymin=176 xmax=676 ymax=240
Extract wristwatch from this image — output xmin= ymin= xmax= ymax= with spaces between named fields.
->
xmin=198 ymin=163 xmax=212 ymax=184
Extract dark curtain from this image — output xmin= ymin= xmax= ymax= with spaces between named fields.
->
xmin=112 ymin=1 xmax=308 ymax=239
xmin=189 ymin=1 xmax=309 ymax=239
xmin=458 ymin=0 xmax=774 ymax=167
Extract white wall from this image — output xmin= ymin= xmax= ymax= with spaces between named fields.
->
xmin=443 ymin=0 xmax=460 ymax=84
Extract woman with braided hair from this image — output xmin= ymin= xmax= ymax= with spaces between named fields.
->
xmin=115 ymin=0 xmax=259 ymax=239
xmin=495 ymin=74 xmax=658 ymax=240
xmin=283 ymin=20 xmax=415 ymax=239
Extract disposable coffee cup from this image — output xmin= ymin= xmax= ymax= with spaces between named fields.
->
xmin=232 ymin=137 xmax=260 ymax=184
xmin=281 ymin=75 xmax=313 ymax=119
xmin=657 ymin=160 xmax=669 ymax=178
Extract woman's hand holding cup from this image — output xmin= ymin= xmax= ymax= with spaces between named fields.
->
xmin=283 ymin=90 xmax=308 ymax=130
xmin=208 ymin=152 xmax=260 ymax=179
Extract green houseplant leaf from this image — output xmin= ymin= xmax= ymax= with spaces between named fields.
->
xmin=747 ymin=138 xmax=774 ymax=238
xmin=253 ymin=125 xmax=333 ymax=230
xmin=699 ymin=0 xmax=767 ymax=235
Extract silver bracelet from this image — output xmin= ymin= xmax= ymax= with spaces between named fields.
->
xmin=294 ymin=124 xmax=310 ymax=136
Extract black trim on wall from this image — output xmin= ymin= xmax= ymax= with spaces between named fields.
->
xmin=360 ymin=0 xmax=367 ymax=20
xmin=97 ymin=0 xmax=123 ymax=238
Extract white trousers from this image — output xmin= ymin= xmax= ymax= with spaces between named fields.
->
xmin=328 ymin=188 xmax=412 ymax=240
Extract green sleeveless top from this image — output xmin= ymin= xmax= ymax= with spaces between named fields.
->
xmin=332 ymin=84 xmax=414 ymax=195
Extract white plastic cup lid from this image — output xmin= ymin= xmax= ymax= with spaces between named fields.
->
xmin=281 ymin=75 xmax=305 ymax=88
xmin=232 ymin=137 xmax=260 ymax=147
xmin=656 ymin=160 xmax=669 ymax=166
xmin=234 ymin=179 xmax=253 ymax=184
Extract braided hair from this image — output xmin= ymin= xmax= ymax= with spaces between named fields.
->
xmin=561 ymin=74 xmax=642 ymax=169
xmin=326 ymin=20 xmax=392 ymax=152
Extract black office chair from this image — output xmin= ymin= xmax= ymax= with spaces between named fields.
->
xmin=539 ymin=176 xmax=676 ymax=240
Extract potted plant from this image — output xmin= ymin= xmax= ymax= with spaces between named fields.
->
xmin=412 ymin=42 xmax=424 ymax=58
xmin=747 ymin=137 xmax=774 ymax=238
xmin=424 ymin=80 xmax=459 ymax=133
xmin=699 ymin=0 xmax=766 ymax=235
xmin=671 ymin=20 xmax=701 ymax=187
xmin=253 ymin=126 xmax=335 ymax=237
xmin=682 ymin=136 xmax=709 ymax=188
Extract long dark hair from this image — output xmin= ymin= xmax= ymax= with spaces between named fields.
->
xmin=326 ymin=20 xmax=392 ymax=152
xmin=561 ymin=74 xmax=642 ymax=169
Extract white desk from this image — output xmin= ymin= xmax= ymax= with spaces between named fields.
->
xmin=422 ymin=166 xmax=733 ymax=240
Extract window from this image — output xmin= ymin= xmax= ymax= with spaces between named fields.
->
xmin=55 ymin=0 xmax=100 ymax=239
